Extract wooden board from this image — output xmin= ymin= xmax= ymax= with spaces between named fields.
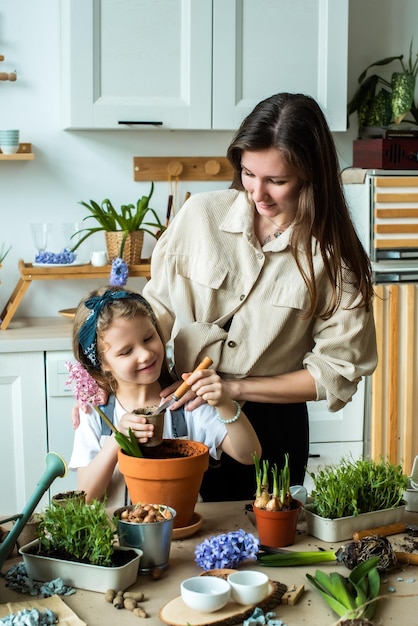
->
xmin=159 ymin=572 xmax=287 ymax=626
xmin=133 ymin=156 xmax=233 ymax=182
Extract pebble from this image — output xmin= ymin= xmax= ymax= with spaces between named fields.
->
xmin=3 ymin=563 xmax=76 ymax=597
xmin=0 ymin=608 xmax=58 ymax=625
xmin=243 ymin=607 xmax=287 ymax=626
xmin=388 ymin=586 xmax=396 ymax=592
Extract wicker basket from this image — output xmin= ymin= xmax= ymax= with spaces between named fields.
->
xmin=105 ymin=231 xmax=144 ymax=264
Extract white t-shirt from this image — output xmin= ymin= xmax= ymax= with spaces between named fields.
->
xmin=68 ymin=397 xmax=227 ymax=507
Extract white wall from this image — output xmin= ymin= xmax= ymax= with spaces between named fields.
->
xmin=1 ymin=0 xmax=418 ymax=320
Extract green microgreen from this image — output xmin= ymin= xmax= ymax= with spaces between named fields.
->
xmin=308 ymin=456 xmax=407 ymax=519
xmin=38 ymin=498 xmax=117 ymax=566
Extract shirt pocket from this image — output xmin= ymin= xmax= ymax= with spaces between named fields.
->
xmin=272 ymin=281 xmax=310 ymax=312
xmin=174 ymin=254 xmax=228 ymax=289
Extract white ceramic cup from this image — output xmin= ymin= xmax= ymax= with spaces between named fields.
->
xmin=90 ymin=250 xmax=108 ymax=266
xmin=227 ymin=570 xmax=269 ymax=605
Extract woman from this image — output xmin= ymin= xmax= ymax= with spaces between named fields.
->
xmin=143 ymin=92 xmax=377 ymax=501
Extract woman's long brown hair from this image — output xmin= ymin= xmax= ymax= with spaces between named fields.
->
xmin=227 ymin=93 xmax=373 ymax=319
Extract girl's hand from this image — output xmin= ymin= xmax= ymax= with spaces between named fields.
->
xmin=118 ymin=412 xmax=155 ymax=444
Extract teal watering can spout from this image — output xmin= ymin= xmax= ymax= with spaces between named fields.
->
xmin=0 ymin=452 xmax=67 ymax=571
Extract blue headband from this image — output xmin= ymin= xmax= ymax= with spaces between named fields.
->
xmin=78 ymin=289 xmax=156 ymax=368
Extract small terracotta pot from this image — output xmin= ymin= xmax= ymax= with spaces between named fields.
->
xmin=253 ymin=500 xmax=301 ymax=547
xmin=117 ymin=439 xmax=209 ymax=529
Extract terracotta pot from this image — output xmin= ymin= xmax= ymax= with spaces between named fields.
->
xmin=117 ymin=439 xmax=209 ymax=529
xmin=253 ymin=500 xmax=301 ymax=548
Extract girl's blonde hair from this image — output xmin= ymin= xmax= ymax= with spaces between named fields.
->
xmin=73 ymin=285 xmax=173 ymax=395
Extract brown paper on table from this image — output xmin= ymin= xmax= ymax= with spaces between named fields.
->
xmin=0 ymin=594 xmax=86 ymax=625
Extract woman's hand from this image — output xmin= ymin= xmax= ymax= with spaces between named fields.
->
xmin=181 ymin=368 xmax=231 ymax=408
xmin=159 ymin=379 xmax=205 ymax=412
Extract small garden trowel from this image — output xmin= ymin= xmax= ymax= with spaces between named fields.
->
xmin=150 ymin=356 xmax=213 ymax=416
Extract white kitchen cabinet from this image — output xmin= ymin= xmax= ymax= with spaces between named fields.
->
xmin=61 ymin=0 xmax=348 ymax=131
xmin=0 ymin=353 xmax=48 ymax=515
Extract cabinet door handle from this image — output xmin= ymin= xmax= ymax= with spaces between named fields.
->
xmin=118 ymin=120 xmax=163 ymax=126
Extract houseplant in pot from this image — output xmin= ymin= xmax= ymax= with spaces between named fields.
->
xmin=347 ymin=40 xmax=418 ymax=133
xmin=70 ymin=182 xmax=165 ymax=264
xmin=304 ymin=456 xmax=408 ymax=543
xmin=252 ymin=452 xmax=301 ymax=548
xmin=19 ymin=496 xmax=142 ymax=592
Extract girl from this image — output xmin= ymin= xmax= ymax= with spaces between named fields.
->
xmin=69 ymin=286 xmax=261 ymax=505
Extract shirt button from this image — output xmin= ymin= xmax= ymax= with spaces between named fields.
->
xmin=257 ymin=253 xmax=263 ymax=259
xmin=239 ymin=294 xmax=245 ymax=301
xmin=227 ymin=341 xmax=237 ymax=348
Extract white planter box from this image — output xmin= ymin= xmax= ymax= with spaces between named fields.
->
xmin=304 ymin=504 xmax=405 ymax=543
xmin=19 ymin=540 xmax=142 ymax=593
xmin=403 ymin=479 xmax=418 ymax=512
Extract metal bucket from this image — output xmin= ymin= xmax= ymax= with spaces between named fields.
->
xmin=114 ymin=505 xmax=176 ymax=574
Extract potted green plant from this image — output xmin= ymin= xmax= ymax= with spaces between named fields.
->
xmin=347 ymin=40 xmax=418 ymax=132
xmin=252 ymin=453 xmax=302 ymax=548
xmin=19 ymin=496 xmax=142 ymax=593
xmin=71 ymin=182 xmax=165 ymax=264
xmin=304 ymin=456 xmax=408 ymax=542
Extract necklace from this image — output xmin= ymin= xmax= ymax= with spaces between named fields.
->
xmin=263 ymin=215 xmax=291 ymax=238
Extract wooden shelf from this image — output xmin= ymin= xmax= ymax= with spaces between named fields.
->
xmin=0 ymin=259 xmax=151 ymax=330
xmin=0 ymin=143 xmax=34 ymax=161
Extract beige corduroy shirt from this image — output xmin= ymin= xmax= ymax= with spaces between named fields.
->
xmin=143 ymin=189 xmax=377 ymax=412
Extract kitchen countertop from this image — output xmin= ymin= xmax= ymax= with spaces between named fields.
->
xmin=0 ymin=317 xmax=73 ymax=352
xmin=2 ymin=501 xmax=418 ymax=625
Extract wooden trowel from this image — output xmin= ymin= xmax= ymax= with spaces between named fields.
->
xmin=149 ymin=356 xmax=213 ymax=416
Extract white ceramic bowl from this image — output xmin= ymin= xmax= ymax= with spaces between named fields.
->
xmin=227 ymin=570 xmax=269 ymax=605
xmin=180 ymin=576 xmax=231 ymax=613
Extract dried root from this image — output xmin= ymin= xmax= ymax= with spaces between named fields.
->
xmin=336 ymin=535 xmax=398 ymax=571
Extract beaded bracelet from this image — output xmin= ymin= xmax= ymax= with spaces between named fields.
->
xmin=216 ymin=400 xmax=241 ymax=424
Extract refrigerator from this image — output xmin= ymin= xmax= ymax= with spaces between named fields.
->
xmin=344 ymin=170 xmax=418 ymax=475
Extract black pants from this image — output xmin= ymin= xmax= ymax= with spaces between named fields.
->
xmin=199 ymin=401 xmax=309 ymax=502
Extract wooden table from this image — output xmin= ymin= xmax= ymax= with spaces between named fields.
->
xmin=0 ymin=259 xmax=151 ymax=330
xmin=2 ymin=502 xmax=418 ymax=625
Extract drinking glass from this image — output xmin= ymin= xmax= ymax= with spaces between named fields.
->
xmin=31 ymin=223 xmax=51 ymax=252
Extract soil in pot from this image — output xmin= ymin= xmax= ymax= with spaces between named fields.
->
xmin=51 ymin=490 xmax=86 ymax=507
xmin=24 ymin=543 xmax=137 ymax=567
xmin=118 ymin=439 xmax=209 ymax=529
